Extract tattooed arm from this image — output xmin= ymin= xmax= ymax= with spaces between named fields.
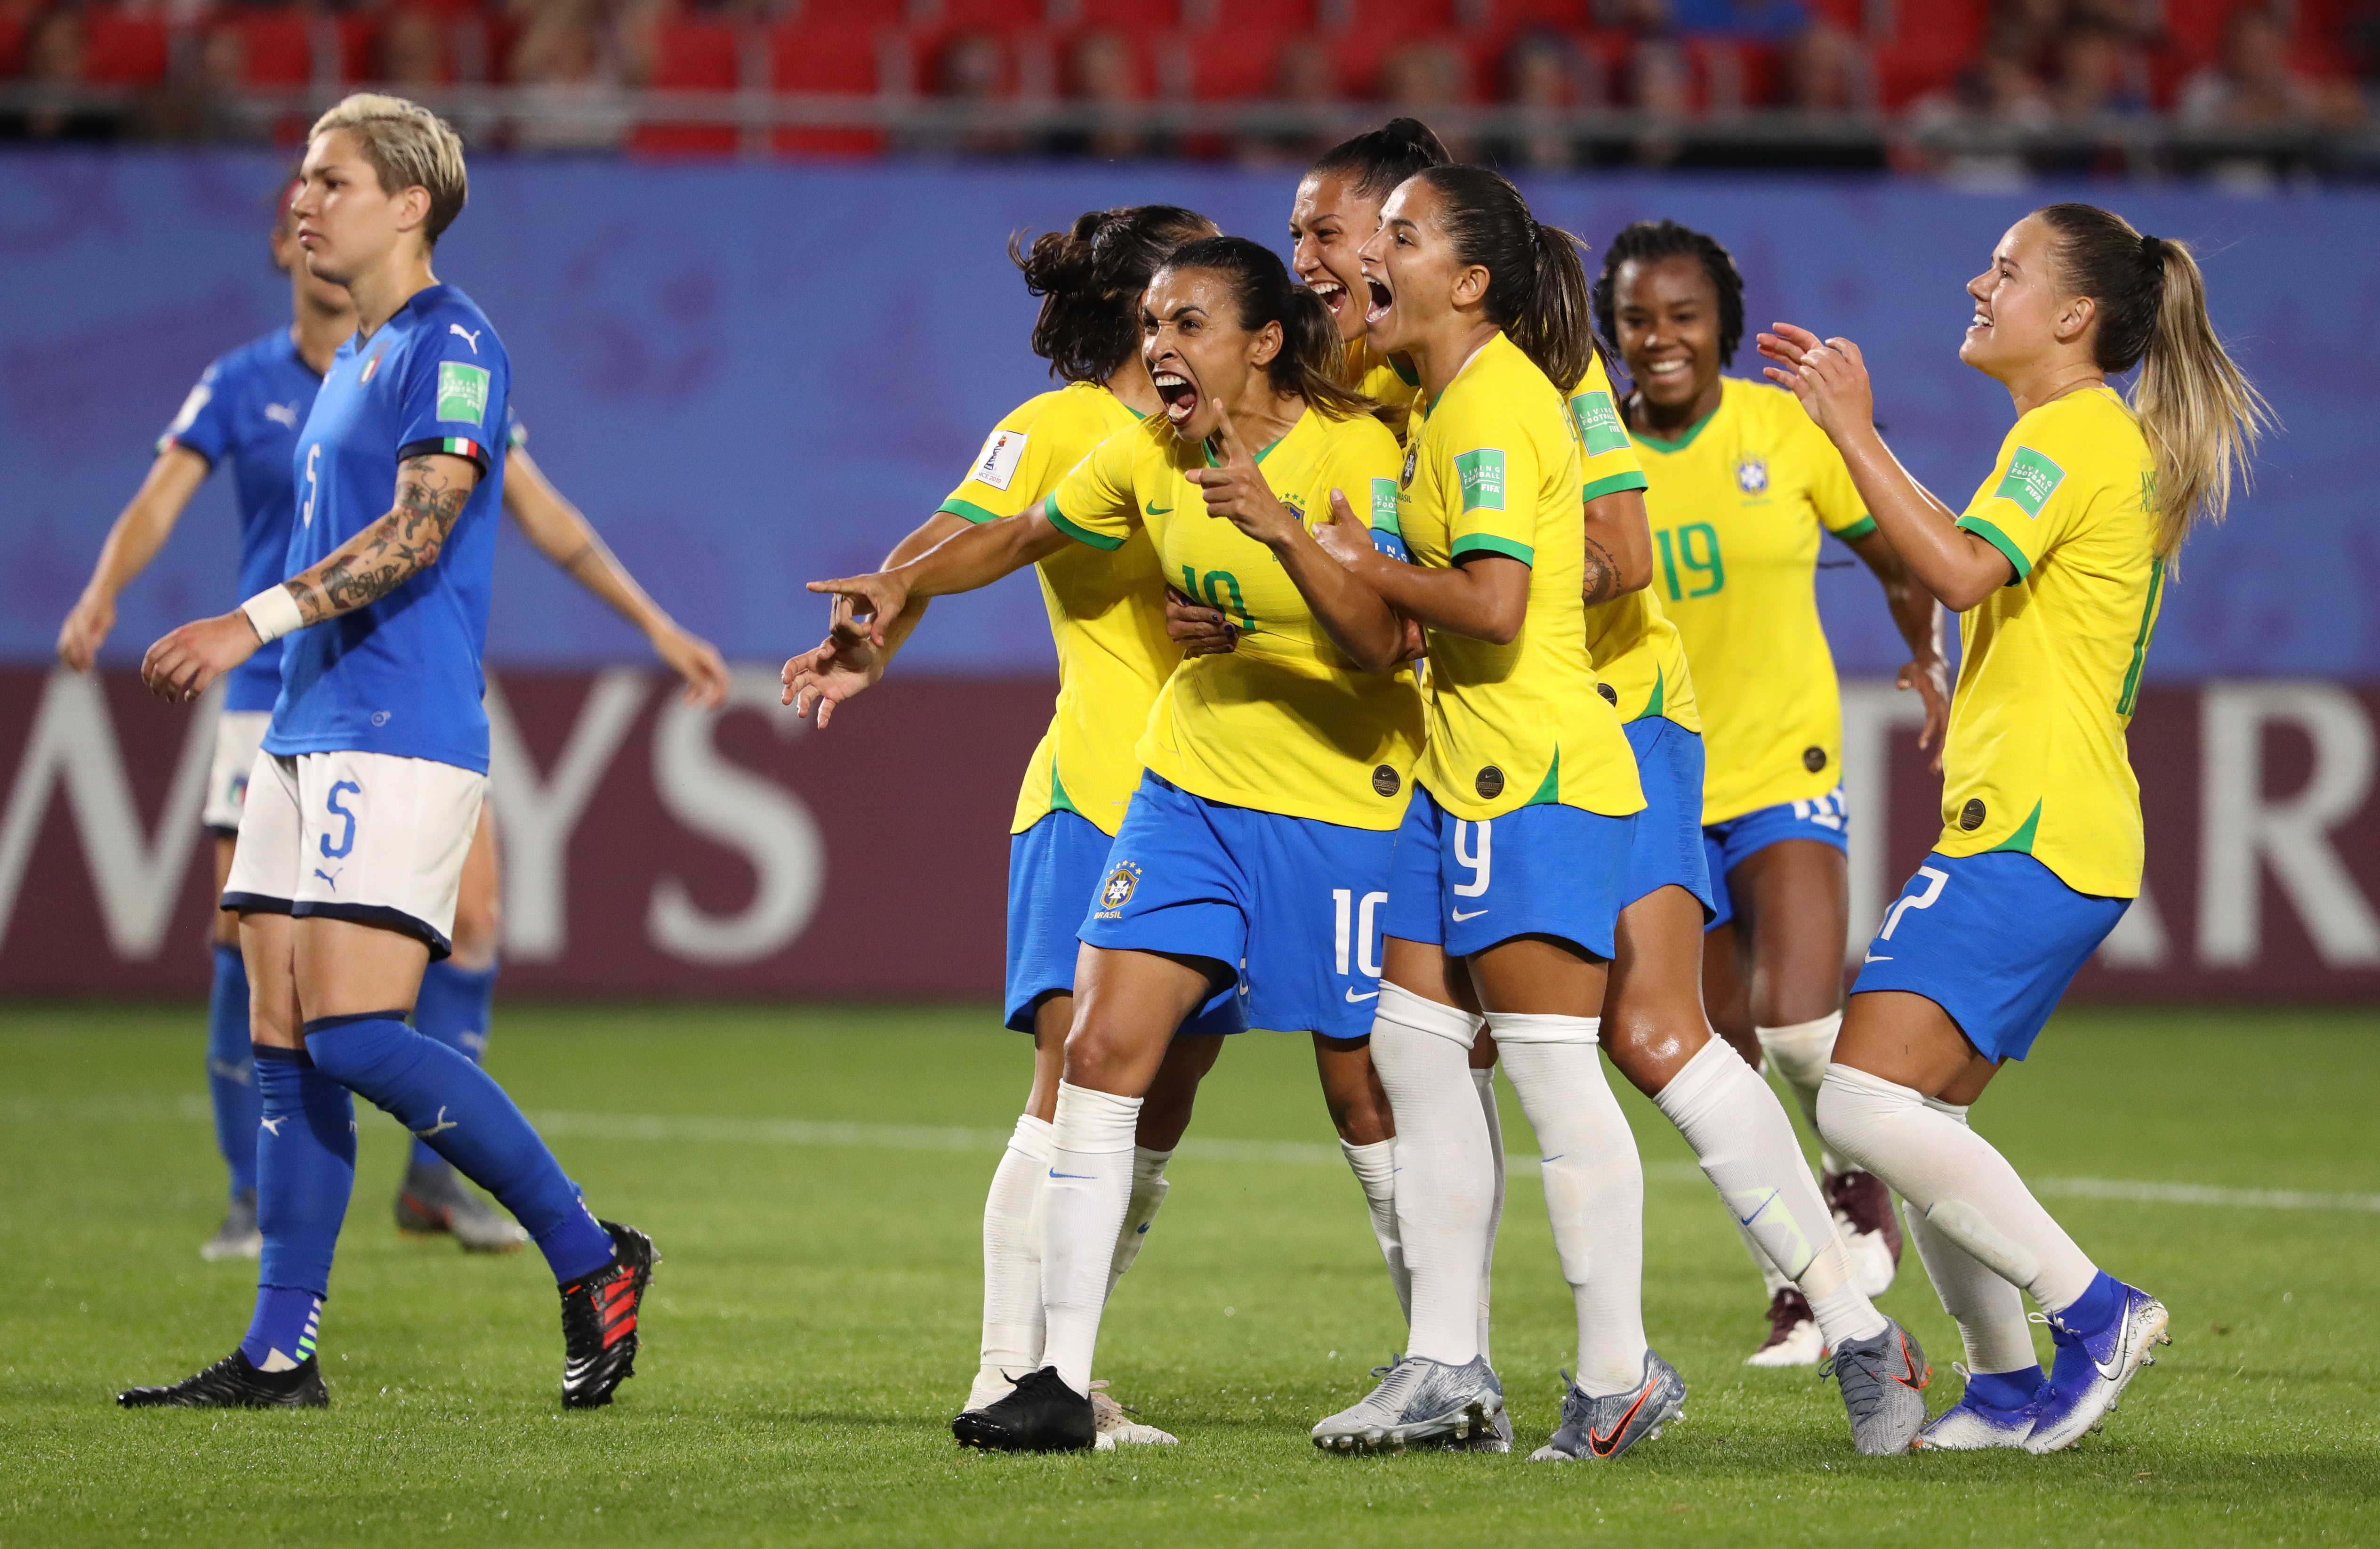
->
xmin=1581 ymin=486 xmax=1653 ymax=607
xmin=139 ymin=453 xmax=481 ymax=702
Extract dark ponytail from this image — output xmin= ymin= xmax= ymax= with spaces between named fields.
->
xmin=1307 ymin=115 xmax=1452 ymax=202
xmin=1409 ymin=165 xmax=1598 ymax=390
xmin=1592 ymin=218 xmax=1745 ymax=364
xmin=1158 ymin=235 xmax=1374 ymax=422
xmin=2034 ymin=201 xmax=2272 ymax=558
xmin=1010 ymin=204 xmax=1217 ymax=384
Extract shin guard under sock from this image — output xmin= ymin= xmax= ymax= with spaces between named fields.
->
xmin=407 ymin=958 xmax=500 ymax=1170
xmin=243 ymin=1046 xmax=354 ymax=1368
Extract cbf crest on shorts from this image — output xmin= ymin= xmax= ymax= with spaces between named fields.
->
xmin=1094 ymin=860 xmax=1143 ymax=918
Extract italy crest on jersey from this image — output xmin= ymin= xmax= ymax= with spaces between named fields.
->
xmin=1735 ymin=455 xmax=1769 ymax=495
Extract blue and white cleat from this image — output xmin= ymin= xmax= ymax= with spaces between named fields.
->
xmin=1528 ymin=1351 xmax=1686 ymax=1462
xmin=1311 ymin=1355 xmax=1504 ymax=1453
xmin=1913 ymin=1366 xmax=2051 ymax=1451
xmin=2024 ymin=1279 xmax=2170 ymax=1454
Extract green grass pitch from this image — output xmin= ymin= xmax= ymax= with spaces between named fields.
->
xmin=3 ymin=1001 xmax=2375 ymax=1547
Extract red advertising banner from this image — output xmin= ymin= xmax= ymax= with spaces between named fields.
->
xmin=2 ymin=669 xmax=2375 ymax=1002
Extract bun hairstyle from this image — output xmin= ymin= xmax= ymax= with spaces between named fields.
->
xmin=1156 ymin=235 xmax=1374 ymax=422
xmin=1407 ymin=165 xmax=1598 ymax=391
xmin=2034 ymin=201 xmax=2273 ymax=558
xmin=1011 ymin=204 xmax=1216 ymax=384
xmin=1592 ymin=218 xmax=1746 ymax=365
xmin=1307 ymin=116 xmax=1452 ymax=202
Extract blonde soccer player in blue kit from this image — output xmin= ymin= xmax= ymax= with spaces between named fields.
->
xmin=1763 ymin=203 xmax=2268 ymax=1452
xmin=806 ymin=238 xmax=1419 ymax=1451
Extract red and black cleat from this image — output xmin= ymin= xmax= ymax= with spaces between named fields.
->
xmin=1827 ymin=1168 xmax=1905 ymax=1263
xmin=559 ymin=1221 xmax=657 ymax=1410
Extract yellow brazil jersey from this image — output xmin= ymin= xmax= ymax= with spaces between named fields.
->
xmin=1633 ymin=377 xmax=1873 ymax=825
xmin=1044 ymin=404 xmax=1424 ymax=831
xmin=938 ymin=381 xmax=1174 ymax=837
xmin=1565 ymin=354 xmax=1697 ymax=734
xmin=1398 ymin=332 xmax=1644 ymax=823
xmin=1940 ymin=385 xmax=2160 ymax=899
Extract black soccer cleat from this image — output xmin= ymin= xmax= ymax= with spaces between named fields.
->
xmin=559 ymin=1220 xmax=657 ymax=1410
xmin=118 ymin=1349 xmax=328 ymax=1410
xmin=951 ymin=1365 xmax=1098 ymax=1452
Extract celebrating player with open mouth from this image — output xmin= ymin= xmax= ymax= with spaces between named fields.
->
xmin=120 ymin=94 xmax=654 ymax=1412
xmin=806 ymin=237 xmax=1417 ymax=1452
xmin=1765 ymin=203 xmax=2268 ymax=1452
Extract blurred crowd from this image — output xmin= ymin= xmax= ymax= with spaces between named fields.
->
xmin=4 ymin=0 xmax=2376 ymax=184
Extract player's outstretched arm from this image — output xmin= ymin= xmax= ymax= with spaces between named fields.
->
xmin=1581 ymin=486 xmax=1653 ymax=605
xmin=780 ymin=512 xmax=972 ymax=728
xmin=1757 ymin=323 xmax=2012 ymax=611
xmin=503 ymin=446 xmax=728 ymax=708
xmin=140 ymin=451 xmax=477 ymax=703
xmin=1846 ymin=526 xmax=1951 ymax=767
xmin=58 ymin=447 xmax=210 ymax=671
xmin=805 ymin=508 xmax=1069 ymax=649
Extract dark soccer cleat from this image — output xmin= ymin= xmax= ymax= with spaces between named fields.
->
xmin=396 ymin=1161 xmax=530 ymax=1252
xmin=952 ymin=1365 xmax=1097 ymax=1452
xmin=559 ymin=1221 xmax=657 ymax=1410
xmin=118 ymin=1349 xmax=327 ymax=1410
xmin=1746 ymin=1286 xmax=1823 ymax=1368
xmin=1827 ymin=1168 xmax=1904 ymax=1298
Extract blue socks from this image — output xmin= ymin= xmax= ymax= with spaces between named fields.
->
xmin=407 ymin=957 xmax=500 ymax=1169
xmin=1965 ymin=1364 xmax=2048 ymax=1409
xmin=2058 ymin=1269 xmax=2126 ymax=1334
xmin=302 ymin=1013 xmax=615 ymax=1284
xmin=242 ymin=1045 xmax=354 ymax=1370
xmin=206 ymin=944 xmax=259 ymax=1197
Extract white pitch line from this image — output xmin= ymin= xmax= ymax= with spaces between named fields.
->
xmin=23 ymin=1097 xmax=2380 ymax=1216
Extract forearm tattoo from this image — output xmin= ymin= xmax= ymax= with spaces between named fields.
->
xmin=290 ymin=456 xmax=471 ymax=624
xmin=1581 ymin=533 xmax=1621 ymax=607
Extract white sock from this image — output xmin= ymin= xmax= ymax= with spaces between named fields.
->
xmin=1106 ymin=1146 xmax=1173 ymax=1295
xmin=1367 ymin=984 xmax=1493 ymax=1365
xmin=1902 ymin=1095 xmax=2039 ymax=1373
xmin=1734 ymin=1216 xmax=1794 ymax=1296
xmin=1491 ymin=1013 xmax=1647 ymax=1397
xmin=976 ymin=1113 xmax=1052 ymax=1399
xmin=1039 ymin=1082 xmax=1142 ymax=1398
xmin=1654 ymin=1037 xmax=1886 ymax=1347
xmin=1757 ymin=1012 xmax=1841 ymax=1172
xmin=1339 ymin=1137 xmax=1410 ymax=1323
xmin=1471 ymin=1065 xmax=1504 ymax=1364
xmin=1817 ymin=1063 xmax=2099 ymax=1313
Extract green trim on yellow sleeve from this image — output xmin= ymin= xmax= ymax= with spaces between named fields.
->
xmin=1956 ymin=515 xmax=2031 ymax=583
xmin=1833 ymin=515 xmax=1878 ymax=541
xmin=1580 ymin=471 xmax=1650 ymax=504
xmin=2116 ymin=557 xmax=2165 ymax=718
xmin=1451 ymin=533 xmax=1535 ymax=566
xmin=1043 ymin=493 xmax=1125 ymax=552
xmin=936 ymin=498 xmax=1005 ymax=525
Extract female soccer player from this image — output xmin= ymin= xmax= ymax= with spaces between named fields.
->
xmin=1595 ymin=218 xmax=1950 ymax=1363
xmin=59 ymin=191 xmax=725 ymax=1263
xmin=1766 ymin=204 xmax=2266 ymax=1452
xmin=781 ymin=203 xmax=1248 ymax=1446
xmin=805 ymin=237 xmax=1417 ymax=1452
xmin=122 ymin=94 xmax=653 ymax=1412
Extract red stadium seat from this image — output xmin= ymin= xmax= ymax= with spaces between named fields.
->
xmin=0 ymin=17 xmax=21 ymax=78
xmin=81 ymin=11 xmax=170 ymax=87
xmin=771 ymin=18 xmax=896 ymax=157
xmin=629 ymin=18 xmax=744 ymax=156
xmin=215 ymin=9 xmax=317 ymax=89
xmin=1870 ymin=1 xmax=1981 ymax=108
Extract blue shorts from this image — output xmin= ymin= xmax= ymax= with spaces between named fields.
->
xmin=1703 ymin=785 xmax=1850 ymax=932
xmin=1850 ymin=850 xmax=2129 ymax=1063
xmin=1007 ymin=809 xmax=1243 ymax=1037
xmin=1079 ymin=774 xmax=1396 ymax=1042
xmin=1623 ymin=718 xmax=1715 ymax=918
xmin=1382 ymin=783 xmax=1637 ymax=962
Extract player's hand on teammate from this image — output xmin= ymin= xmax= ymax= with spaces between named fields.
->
xmin=56 ymin=590 xmax=116 ymax=672
xmin=1188 ymin=403 xmax=1302 ymax=552
xmin=1898 ymin=653 xmax=1953 ymax=772
xmin=139 ymin=611 xmax=261 ymax=703
xmin=1757 ymin=323 xmax=1874 ymax=444
xmin=1165 ymin=586 xmax=1238 ymax=658
xmin=653 ymin=624 xmax=730 ymax=709
xmin=1311 ymin=488 xmax=1377 ymax=573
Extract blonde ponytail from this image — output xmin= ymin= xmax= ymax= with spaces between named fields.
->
xmin=2035 ymin=202 xmax=2275 ymax=561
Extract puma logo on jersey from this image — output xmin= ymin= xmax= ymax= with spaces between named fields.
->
xmin=449 ymin=323 xmax=483 ymax=354
xmin=412 ymin=1106 xmax=460 ymax=1139
xmin=265 ymin=401 xmax=301 ymax=428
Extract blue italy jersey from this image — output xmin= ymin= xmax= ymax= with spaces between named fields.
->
xmin=267 ymin=284 xmax=509 ymax=774
xmin=157 ymin=330 xmax=323 ymax=712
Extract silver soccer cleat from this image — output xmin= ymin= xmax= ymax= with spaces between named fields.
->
xmin=1823 ymin=1317 xmax=1931 ymax=1456
xmin=200 ymin=1189 xmax=261 ymax=1261
xmin=1090 ymin=1380 xmax=1179 ymax=1448
xmin=1528 ymin=1350 xmax=1686 ymax=1462
xmin=1311 ymin=1355 xmax=1505 ymax=1454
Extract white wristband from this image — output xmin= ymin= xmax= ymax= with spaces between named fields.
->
xmin=240 ymin=585 xmax=305 ymax=645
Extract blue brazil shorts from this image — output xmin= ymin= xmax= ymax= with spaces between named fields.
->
xmin=1704 ymin=784 xmax=1850 ymax=932
xmin=1381 ymin=782 xmax=1637 ymax=962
